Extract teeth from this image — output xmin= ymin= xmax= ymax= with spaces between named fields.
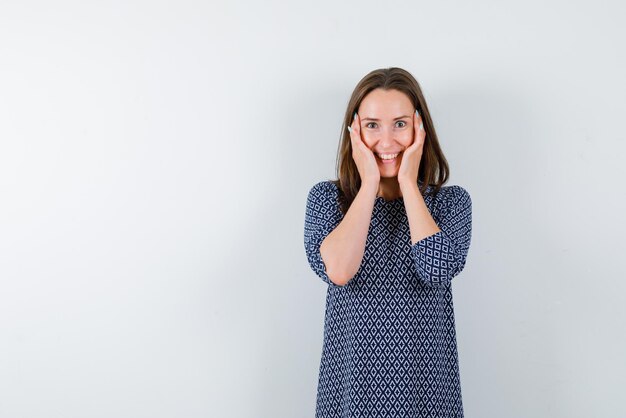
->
xmin=377 ymin=153 xmax=399 ymax=160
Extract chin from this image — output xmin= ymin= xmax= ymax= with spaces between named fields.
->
xmin=380 ymin=170 xmax=399 ymax=178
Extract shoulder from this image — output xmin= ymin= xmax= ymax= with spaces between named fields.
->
xmin=307 ymin=180 xmax=340 ymax=206
xmin=448 ymin=184 xmax=471 ymax=202
xmin=440 ymin=184 xmax=471 ymax=211
xmin=308 ymin=180 xmax=339 ymax=199
xmin=428 ymin=184 xmax=470 ymax=211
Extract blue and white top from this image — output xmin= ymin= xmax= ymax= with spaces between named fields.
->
xmin=304 ymin=180 xmax=472 ymax=418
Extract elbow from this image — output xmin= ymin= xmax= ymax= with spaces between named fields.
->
xmin=325 ymin=266 xmax=355 ymax=287
xmin=415 ymin=259 xmax=466 ymax=288
xmin=328 ymin=276 xmax=349 ymax=287
xmin=417 ymin=274 xmax=452 ymax=288
xmin=320 ymin=241 xmax=357 ymax=287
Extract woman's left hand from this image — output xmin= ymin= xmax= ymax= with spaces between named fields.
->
xmin=397 ymin=110 xmax=425 ymax=186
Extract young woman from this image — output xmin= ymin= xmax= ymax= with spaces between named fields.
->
xmin=303 ymin=67 xmax=473 ymax=417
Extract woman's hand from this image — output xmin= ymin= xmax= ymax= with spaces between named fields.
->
xmin=349 ymin=112 xmax=380 ymax=185
xmin=397 ymin=110 xmax=425 ymax=187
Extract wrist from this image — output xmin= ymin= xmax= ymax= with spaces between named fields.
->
xmin=360 ymin=179 xmax=379 ymax=197
xmin=398 ymin=177 xmax=417 ymax=190
xmin=361 ymin=177 xmax=380 ymax=189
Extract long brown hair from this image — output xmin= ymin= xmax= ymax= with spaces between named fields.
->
xmin=331 ymin=67 xmax=450 ymax=215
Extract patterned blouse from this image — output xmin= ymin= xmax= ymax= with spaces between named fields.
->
xmin=304 ymin=180 xmax=472 ymax=418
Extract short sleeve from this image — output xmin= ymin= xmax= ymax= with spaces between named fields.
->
xmin=410 ymin=185 xmax=472 ymax=287
xmin=303 ymin=181 xmax=344 ymax=287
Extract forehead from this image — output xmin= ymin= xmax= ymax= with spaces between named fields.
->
xmin=359 ymin=88 xmax=413 ymax=118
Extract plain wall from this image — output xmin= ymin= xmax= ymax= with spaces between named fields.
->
xmin=1 ymin=0 xmax=625 ymax=417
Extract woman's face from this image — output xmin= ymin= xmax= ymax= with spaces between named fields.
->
xmin=357 ymin=88 xmax=416 ymax=178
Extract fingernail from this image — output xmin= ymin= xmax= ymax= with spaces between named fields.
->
xmin=347 ymin=126 xmax=352 ymax=133
xmin=415 ymin=109 xmax=420 ymax=117
xmin=419 ymin=122 xmax=424 ymax=130
xmin=353 ymin=112 xmax=357 ymax=120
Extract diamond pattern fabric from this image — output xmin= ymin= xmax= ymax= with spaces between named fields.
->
xmin=303 ymin=180 xmax=472 ymax=418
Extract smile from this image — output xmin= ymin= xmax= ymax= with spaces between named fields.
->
xmin=376 ymin=153 xmax=400 ymax=164
xmin=376 ymin=152 xmax=399 ymax=160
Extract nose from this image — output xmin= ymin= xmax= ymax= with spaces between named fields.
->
xmin=377 ymin=126 xmax=397 ymax=146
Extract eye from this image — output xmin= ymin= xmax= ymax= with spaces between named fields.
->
xmin=366 ymin=122 xmax=377 ymax=129
xmin=396 ymin=121 xmax=407 ymax=128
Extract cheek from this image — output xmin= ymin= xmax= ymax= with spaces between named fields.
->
xmin=361 ymin=132 xmax=375 ymax=147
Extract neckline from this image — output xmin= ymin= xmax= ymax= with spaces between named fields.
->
xmin=374 ymin=183 xmax=433 ymax=204
xmin=375 ymin=195 xmax=404 ymax=204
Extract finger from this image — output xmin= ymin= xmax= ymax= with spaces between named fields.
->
xmin=349 ymin=119 xmax=360 ymax=152
xmin=412 ymin=111 xmax=419 ymax=144
xmin=412 ymin=111 xmax=422 ymax=142
xmin=348 ymin=113 xmax=357 ymax=138
xmin=349 ymin=126 xmax=356 ymax=151
xmin=349 ymin=112 xmax=355 ymax=132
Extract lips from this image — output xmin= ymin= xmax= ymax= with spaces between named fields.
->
xmin=377 ymin=153 xmax=400 ymax=164
xmin=376 ymin=152 xmax=401 ymax=161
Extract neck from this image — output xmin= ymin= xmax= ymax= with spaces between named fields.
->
xmin=377 ymin=177 xmax=402 ymax=199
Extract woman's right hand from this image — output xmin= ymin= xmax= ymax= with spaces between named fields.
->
xmin=349 ymin=112 xmax=380 ymax=185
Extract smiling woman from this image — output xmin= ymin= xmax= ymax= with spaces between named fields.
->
xmin=304 ymin=67 xmax=472 ymax=418
xmin=359 ymin=89 xmax=415 ymax=178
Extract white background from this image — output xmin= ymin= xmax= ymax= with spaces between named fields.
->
xmin=1 ymin=1 xmax=625 ymax=417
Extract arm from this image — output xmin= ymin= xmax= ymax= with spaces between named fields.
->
xmin=303 ymin=180 xmax=378 ymax=287
xmin=401 ymin=180 xmax=442 ymax=245
xmin=402 ymin=183 xmax=473 ymax=287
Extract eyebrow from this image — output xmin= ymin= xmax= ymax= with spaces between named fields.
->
xmin=360 ymin=115 xmax=411 ymax=121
